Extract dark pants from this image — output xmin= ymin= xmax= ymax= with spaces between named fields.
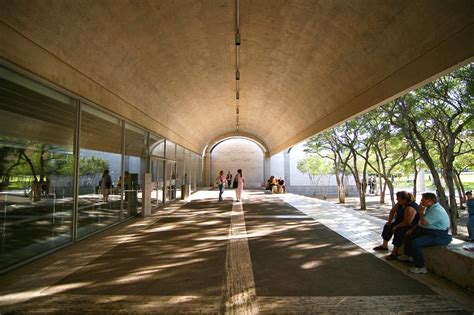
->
xmin=405 ymin=226 xmax=452 ymax=268
xmin=218 ymin=184 xmax=224 ymax=201
xmin=382 ymin=222 xmax=411 ymax=247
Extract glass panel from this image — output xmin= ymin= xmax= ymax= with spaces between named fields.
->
xmin=191 ymin=153 xmax=198 ymax=192
xmin=166 ymin=141 xmax=176 ymax=160
xmin=149 ymin=133 xmax=165 ymax=157
xmin=123 ymin=123 xmax=146 ymax=218
xmin=175 ymin=146 xmax=185 ymax=200
xmin=78 ymin=104 xmax=122 ymax=238
xmin=184 ymin=150 xmax=191 ymax=192
xmin=165 ymin=161 xmax=176 ymax=203
xmin=199 ymin=156 xmax=203 ymax=187
xmin=150 ymin=158 xmax=164 ymax=207
xmin=0 ymin=66 xmax=75 ymax=271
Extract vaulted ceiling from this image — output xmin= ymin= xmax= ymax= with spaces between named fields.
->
xmin=1 ymin=0 xmax=473 ymax=154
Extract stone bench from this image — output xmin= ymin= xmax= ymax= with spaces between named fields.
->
xmin=424 ymin=238 xmax=474 ymax=293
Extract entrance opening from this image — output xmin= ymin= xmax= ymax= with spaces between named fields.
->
xmin=210 ymin=138 xmax=264 ymax=188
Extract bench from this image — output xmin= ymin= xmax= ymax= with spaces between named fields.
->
xmin=423 ymin=238 xmax=474 ymax=293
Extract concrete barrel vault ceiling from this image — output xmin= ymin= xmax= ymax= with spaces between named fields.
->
xmin=1 ymin=0 xmax=473 ymax=155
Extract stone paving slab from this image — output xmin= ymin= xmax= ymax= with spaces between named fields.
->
xmin=0 ymin=190 xmax=471 ymax=314
xmin=244 ymin=196 xmax=436 ymax=297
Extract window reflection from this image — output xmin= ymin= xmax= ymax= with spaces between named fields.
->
xmin=78 ymin=105 xmax=121 ymax=238
xmin=123 ymin=123 xmax=146 ymax=218
xmin=0 ymin=65 xmax=203 ymax=273
xmin=0 ymin=66 xmax=75 ymax=270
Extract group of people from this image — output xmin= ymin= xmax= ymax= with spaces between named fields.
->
xmin=100 ymin=170 xmax=131 ymax=202
xmin=267 ymin=176 xmax=285 ymax=194
xmin=367 ymin=176 xmax=377 ymax=194
xmin=216 ymin=169 xmax=245 ymax=202
xmin=373 ymin=191 xmax=452 ymax=274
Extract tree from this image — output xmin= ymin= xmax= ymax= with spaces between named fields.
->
xmin=304 ymin=129 xmax=351 ymax=203
xmin=337 ymin=119 xmax=371 ymax=210
xmin=384 ymin=63 xmax=474 ymax=234
xmin=297 ymin=154 xmax=332 ymax=199
xmin=453 ymin=137 xmax=474 ymax=208
xmin=355 ymin=109 xmax=411 ymax=206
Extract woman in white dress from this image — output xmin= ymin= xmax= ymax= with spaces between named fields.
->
xmin=235 ymin=169 xmax=245 ymax=202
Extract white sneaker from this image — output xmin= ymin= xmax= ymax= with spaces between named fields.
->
xmin=397 ymin=254 xmax=413 ymax=262
xmin=409 ymin=267 xmax=427 ymax=274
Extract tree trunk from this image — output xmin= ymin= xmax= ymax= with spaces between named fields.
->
xmin=32 ymin=181 xmax=42 ymax=202
xmin=412 ymin=166 xmax=418 ymax=198
xmin=453 ymin=170 xmax=465 ymax=209
xmin=444 ymin=167 xmax=458 ymax=234
xmin=385 ymin=180 xmax=395 ymax=207
xmin=380 ymin=180 xmax=386 ymax=204
xmin=355 ymin=178 xmax=366 ymax=210
xmin=336 ymin=171 xmax=345 ymax=203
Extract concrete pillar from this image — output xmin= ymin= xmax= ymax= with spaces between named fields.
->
xmin=203 ymin=152 xmax=211 ymax=187
xmin=284 ymin=150 xmax=291 ymax=187
xmin=417 ymin=168 xmax=426 ymax=193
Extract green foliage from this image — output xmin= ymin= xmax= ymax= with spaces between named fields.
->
xmin=297 ymin=155 xmax=332 ymax=176
xmin=78 ymin=156 xmax=109 ymax=176
xmin=0 ymin=140 xmax=108 ymax=181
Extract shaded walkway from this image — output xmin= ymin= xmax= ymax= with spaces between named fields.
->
xmin=0 ymin=191 xmax=470 ymax=314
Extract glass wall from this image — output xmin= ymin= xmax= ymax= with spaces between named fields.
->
xmin=149 ymin=134 xmax=165 ymax=207
xmin=0 ymin=66 xmax=76 ymax=271
xmin=124 ymin=123 xmax=147 ymax=218
xmin=175 ymin=145 xmax=185 ymax=200
xmin=78 ymin=105 xmax=122 ymax=238
xmin=184 ymin=149 xmax=191 ymax=192
xmin=166 ymin=141 xmax=176 ymax=160
xmin=0 ymin=64 xmax=202 ymax=273
xmin=165 ymin=161 xmax=176 ymax=203
xmin=149 ymin=135 xmax=165 ymax=158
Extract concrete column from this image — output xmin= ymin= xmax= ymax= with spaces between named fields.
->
xmin=417 ymin=168 xmax=426 ymax=193
xmin=203 ymin=152 xmax=211 ymax=187
xmin=284 ymin=150 xmax=291 ymax=187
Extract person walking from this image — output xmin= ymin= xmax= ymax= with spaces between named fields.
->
xmin=226 ymin=171 xmax=233 ymax=189
xmin=216 ymin=170 xmax=226 ymax=201
xmin=235 ymin=169 xmax=245 ymax=202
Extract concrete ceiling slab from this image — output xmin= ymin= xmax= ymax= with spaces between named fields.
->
xmin=1 ymin=0 xmax=473 ymax=154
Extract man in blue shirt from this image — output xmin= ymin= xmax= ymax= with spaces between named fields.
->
xmin=402 ymin=192 xmax=452 ymax=274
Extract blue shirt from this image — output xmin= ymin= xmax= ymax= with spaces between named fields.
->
xmin=467 ymin=199 xmax=474 ymax=216
xmin=421 ymin=202 xmax=450 ymax=230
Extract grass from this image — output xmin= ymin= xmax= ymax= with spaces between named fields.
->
xmin=388 ymin=172 xmax=474 ymax=193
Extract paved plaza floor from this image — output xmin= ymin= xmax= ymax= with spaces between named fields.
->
xmin=0 ymin=190 xmax=472 ymax=314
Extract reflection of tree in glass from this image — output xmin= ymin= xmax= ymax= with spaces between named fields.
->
xmin=0 ymin=139 xmax=107 ymax=200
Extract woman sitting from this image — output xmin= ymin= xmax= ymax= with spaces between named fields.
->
xmin=373 ymin=191 xmax=419 ymax=260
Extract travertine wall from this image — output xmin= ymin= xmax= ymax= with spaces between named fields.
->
xmin=211 ymin=139 xmax=264 ymax=188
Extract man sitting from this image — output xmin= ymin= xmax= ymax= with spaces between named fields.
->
xmin=400 ymin=192 xmax=452 ymax=274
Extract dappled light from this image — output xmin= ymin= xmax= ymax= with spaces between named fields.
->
xmin=0 ymin=190 xmax=468 ymax=313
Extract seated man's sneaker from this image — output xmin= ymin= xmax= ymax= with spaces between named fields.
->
xmin=409 ymin=267 xmax=427 ymax=274
xmin=397 ymin=254 xmax=413 ymax=262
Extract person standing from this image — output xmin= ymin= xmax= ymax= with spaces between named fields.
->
xmin=466 ymin=191 xmax=474 ymax=242
xmin=235 ymin=169 xmax=245 ymax=202
xmin=216 ymin=170 xmax=226 ymax=201
xmin=226 ymin=171 xmax=233 ymax=189
xmin=100 ymin=169 xmax=112 ymax=202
